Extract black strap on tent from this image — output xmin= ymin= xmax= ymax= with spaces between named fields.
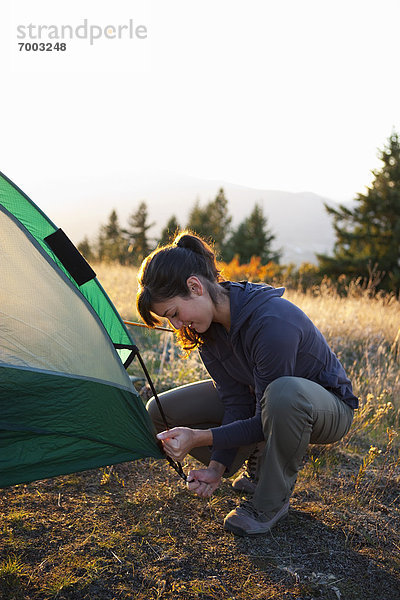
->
xmin=114 ymin=343 xmax=187 ymax=482
xmin=44 ymin=229 xmax=96 ymax=286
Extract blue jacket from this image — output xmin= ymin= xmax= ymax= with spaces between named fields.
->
xmin=199 ymin=282 xmax=358 ymax=469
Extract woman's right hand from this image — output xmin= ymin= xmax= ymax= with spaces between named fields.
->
xmin=157 ymin=427 xmax=196 ymax=461
xmin=157 ymin=427 xmax=213 ymax=462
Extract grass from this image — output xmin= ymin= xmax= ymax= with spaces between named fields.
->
xmin=1 ymin=263 xmax=399 ymax=599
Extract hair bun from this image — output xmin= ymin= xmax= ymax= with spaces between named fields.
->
xmin=176 ymin=234 xmax=193 ymax=249
xmin=173 ymin=231 xmax=218 ymax=270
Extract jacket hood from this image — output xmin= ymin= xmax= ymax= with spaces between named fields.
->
xmin=227 ymin=281 xmax=285 ymax=339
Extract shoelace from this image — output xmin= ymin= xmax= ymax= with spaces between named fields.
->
xmin=246 ymin=452 xmax=259 ymax=480
xmin=239 ymin=499 xmax=262 ymax=519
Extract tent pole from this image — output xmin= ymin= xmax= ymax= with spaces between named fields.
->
xmin=123 ymin=320 xmax=173 ymax=333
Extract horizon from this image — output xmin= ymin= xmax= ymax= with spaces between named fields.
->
xmin=4 ymin=171 xmax=342 ymax=266
xmin=1 ymin=0 xmax=399 ymax=265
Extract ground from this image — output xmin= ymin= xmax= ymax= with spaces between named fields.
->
xmin=1 ymin=445 xmax=399 ymax=600
xmin=2 ymin=270 xmax=400 ymax=599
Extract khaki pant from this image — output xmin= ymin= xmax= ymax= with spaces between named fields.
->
xmin=146 ymin=376 xmax=354 ymax=516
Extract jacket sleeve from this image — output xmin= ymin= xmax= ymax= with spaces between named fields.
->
xmin=200 ymin=349 xmax=264 ymax=469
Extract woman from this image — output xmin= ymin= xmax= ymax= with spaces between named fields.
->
xmin=136 ymin=231 xmax=357 ymax=536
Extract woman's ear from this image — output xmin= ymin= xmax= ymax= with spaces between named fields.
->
xmin=186 ymin=275 xmax=203 ymax=296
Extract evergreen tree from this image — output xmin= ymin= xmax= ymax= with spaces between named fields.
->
xmin=186 ymin=188 xmax=232 ymax=257
xmin=187 ymin=198 xmax=209 ymax=237
xmin=159 ymin=215 xmax=181 ymax=246
xmin=318 ymin=132 xmax=400 ymax=291
xmin=125 ymin=201 xmax=155 ymax=265
xmin=97 ymin=209 xmax=128 ymax=263
xmin=207 ymin=188 xmax=232 ymax=255
xmin=77 ymin=236 xmax=95 ymax=262
xmin=225 ymin=203 xmax=280 ymax=264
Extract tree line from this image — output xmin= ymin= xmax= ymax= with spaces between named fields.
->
xmin=79 ymin=131 xmax=400 ymax=293
xmin=78 ymin=188 xmax=281 ymax=267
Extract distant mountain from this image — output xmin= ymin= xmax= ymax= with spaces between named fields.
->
xmin=30 ymin=171 xmax=343 ymax=265
xmin=198 ymin=182 xmax=339 ymax=265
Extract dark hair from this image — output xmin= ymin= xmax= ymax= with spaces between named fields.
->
xmin=136 ymin=230 xmax=225 ymax=350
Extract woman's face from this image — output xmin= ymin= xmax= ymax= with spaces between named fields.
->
xmin=151 ymin=279 xmax=215 ymax=333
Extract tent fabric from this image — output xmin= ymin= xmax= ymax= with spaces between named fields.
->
xmin=0 ymin=172 xmax=163 ymax=487
xmin=0 ymin=366 xmax=160 ymax=487
xmin=0 ymin=172 xmax=132 ymax=364
xmin=0 ymin=206 xmax=128 ymax=386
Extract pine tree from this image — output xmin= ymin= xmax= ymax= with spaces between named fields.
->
xmin=97 ymin=209 xmax=128 ymax=263
xmin=207 ymin=188 xmax=232 ymax=255
xmin=318 ymin=132 xmax=400 ymax=291
xmin=125 ymin=201 xmax=155 ymax=265
xmin=77 ymin=236 xmax=95 ymax=262
xmin=187 ymin=199 xmax=210 ymax=239
xmin=225 ymin=203 xmax=281 ymax=264
xmin=186 ymin=188 xmax=232 ymax=257
xmin=159 ymin=215 xmax=181 ymax=246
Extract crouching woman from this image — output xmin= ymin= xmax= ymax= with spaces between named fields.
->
xmin=136 ymin=231 xmax=357 ymax=536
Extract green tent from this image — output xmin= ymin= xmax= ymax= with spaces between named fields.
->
xmin=0 ymin=172 xmax=163 ymax=487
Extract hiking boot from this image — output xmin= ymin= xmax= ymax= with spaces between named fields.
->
xmin=231 ymin=442 xmax=265 ymax=494
xmin=224 ymin=500 xmax=289 ymax=537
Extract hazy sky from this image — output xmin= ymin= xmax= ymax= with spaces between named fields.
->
xmin=2 ymin=0 xmax=400 ymax=211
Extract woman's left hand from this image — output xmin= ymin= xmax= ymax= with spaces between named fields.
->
xmin=156 ymin=427 xmax=196 ymax=461
xmin=186 ymin=461 xmax=225 ymax=497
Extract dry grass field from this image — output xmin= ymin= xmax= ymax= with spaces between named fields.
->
xmin=1 ymin=263 xmax=399 ymax=600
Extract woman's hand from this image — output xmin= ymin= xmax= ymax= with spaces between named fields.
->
xmin=186 ymin=461 xmax=226 ymax=498
xmin=156 ymin=427 xmax=197 ymax=461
